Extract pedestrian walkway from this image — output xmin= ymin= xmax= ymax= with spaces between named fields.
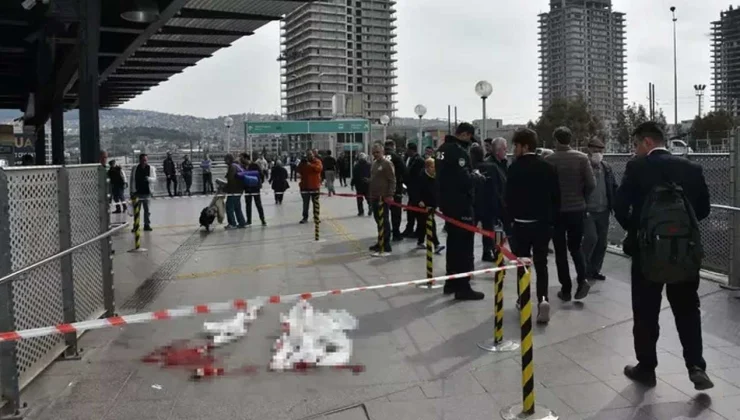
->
xmin=17 ymin=185 xmax=740 ymax=420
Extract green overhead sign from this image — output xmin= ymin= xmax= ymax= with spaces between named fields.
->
xmin=245 ymin=119 xmax=370 ymax=135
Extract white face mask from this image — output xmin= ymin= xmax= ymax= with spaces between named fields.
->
xmin=590 ymin=153 xmax=603 ymax=165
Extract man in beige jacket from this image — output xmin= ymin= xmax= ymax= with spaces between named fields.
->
xmin=368 ymin=143 xmax=396 ymax=257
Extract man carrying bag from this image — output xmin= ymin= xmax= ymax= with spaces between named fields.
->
xmin=614 ymin=121 xmax=712 ymax=391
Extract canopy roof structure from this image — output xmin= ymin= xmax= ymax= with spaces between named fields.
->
xmin=0 ymin=0 xmax=311 ymax=120
xmin=0 ymin=0 xmax=312 ymax=164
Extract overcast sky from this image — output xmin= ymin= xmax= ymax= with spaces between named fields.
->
xmin=123 ymin=0 xmax=731 ymax=125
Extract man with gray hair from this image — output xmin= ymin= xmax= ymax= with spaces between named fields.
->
xmin=546 ymin=127 xmax=596 ymax=302
xmin=486 ymin=137 xmax=509 ymax=175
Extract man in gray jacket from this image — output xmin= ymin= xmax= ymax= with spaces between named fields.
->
xmin=582 ymin=138 xmax=617 ymax=282
xmin=546 ymin=127 xmax=596 ymax=302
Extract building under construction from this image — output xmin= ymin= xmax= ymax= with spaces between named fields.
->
xmin=712 ymin=5 xmax=740 ymax=118
xmin=538 ymin=0 xmax=626 ymax=127
xmin=279 ymin=0 xmax=398 ymax=122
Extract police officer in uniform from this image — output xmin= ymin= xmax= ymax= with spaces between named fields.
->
xmin=436 ymin=123 xmax=484 ymax=300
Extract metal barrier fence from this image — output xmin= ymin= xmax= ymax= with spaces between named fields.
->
xmin=120 ymin=164 xmax=229 ymax=196
xmin=604 ymin=131 xmax=740 ymax=278
xmin=0 ymin=165 xmax=113 ymax=416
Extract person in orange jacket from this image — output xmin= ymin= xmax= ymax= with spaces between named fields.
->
xmin=298 ymin=149 xmax=323 ymax=224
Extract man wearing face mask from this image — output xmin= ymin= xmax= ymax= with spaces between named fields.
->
xmin=582 ymin=139 xmax=617 ymax=282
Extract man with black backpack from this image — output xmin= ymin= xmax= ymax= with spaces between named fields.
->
xmin=615 ymin=121 xmax=712 ymax=390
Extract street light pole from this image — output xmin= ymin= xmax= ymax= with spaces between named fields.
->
xmin=671 ymin=6 xmax=678 ymax=129
xmin=224 ymin=116 xmax=234 ymax=155
xmin=694 ymin=84 xmax=707 ymax=118
xmin=414 ymin=105 xmax=427 ymax=146
xmin=475 ymin=81 xmax=493 ymax=141
xmin=380 ymin=115 xmax=390 ymax=143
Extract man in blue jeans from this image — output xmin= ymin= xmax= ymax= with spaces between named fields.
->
xmin=224 ymin=154 xmax=247 ymax=229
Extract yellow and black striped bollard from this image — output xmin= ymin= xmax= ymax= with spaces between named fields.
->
xmin=477 ymin=233 xmax=519 ymax=352
xmin=313 ymin=193 xmax=320 ymax=241
xmin=519 ymin=268 xmax=535 ymax=415
xmin=419 ymin=207 xmax=442 ymax=289
xmin=494 ymin=248 xmax=505 ymax=342
xmin=501 ymin=265 xmax=557 ymax=420
xmin=377 ymin=202 xmax=385 ymax=253
xmin=128 ymin=196 xmax=147 ymax=253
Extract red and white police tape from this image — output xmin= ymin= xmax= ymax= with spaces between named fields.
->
xmin=0 ymin=263 xmax=527 ymax=343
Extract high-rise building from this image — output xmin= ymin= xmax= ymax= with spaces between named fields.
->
xmin=539 ymin=0 xmax=626 ymax=127
xmin=280 ymin=0 xmax=398 ymax=122
xmin=712 ymin=6 xmax=740 ymax=118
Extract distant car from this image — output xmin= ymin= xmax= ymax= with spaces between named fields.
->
xmin=535 ymin=148 xmax=554 ymax=157
xmin=669 ymin=140 xmax=693 ymax=155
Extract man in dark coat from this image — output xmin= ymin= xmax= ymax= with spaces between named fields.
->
xmin=163 ymin=152 xmax=178 ymax=197
xmin=614 ymin=121 xmax=713 ymax=391
xmin=436 ymin=122 xmax=484 ymax=300
xmin=351 ymin=153 xmax=372 ymax=216
xmin=470 ymin=145 xmax=505 ymax=262
xmin=401 ymin=143 xmax=425 ymax=238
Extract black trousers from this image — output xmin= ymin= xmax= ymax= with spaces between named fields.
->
xmin=356 ymin=195 xmax=370 ymax=215
xmin=512 ymin=221 xmax=552 ymax=302
xmin=166 ymin=175 xmax=178 ymax=196
xmin=302 ymin=191 xmax=319 ymax=221
xmin=417 ymin=211 xmax=439 ymax=247
xmin=390 ymin=194 xmax=403 ymax=237
xmin=372 ymin=200 xmax=392 ymax=252
xmin=244 ymin=193 xmax=265 ymax=223
xmin=474 ymin=215 xmax=495 ymax=256
xmin=202 ymin=173 xmax=214 ymax=194
xmin=274 ymin=191 xmax=285 ymax=204
xmin=183 ymin=173 xmax=192 ymax=194
xmin=445 ymin=212 xmax=475 ymax=291
xmin=404 ymin=193 xmax=420 ymax=233
xmin=290 ymin=166 xmax=297 ymax=181
xmin=631 ymin=256 xmax=705 ymax=371
xmin=553 ymin=211 xmax=588 ymax=293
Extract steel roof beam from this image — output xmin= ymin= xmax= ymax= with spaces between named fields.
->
xmin=102 ymin=25 xmax=254 ymax=37
xmin=141 ymin=39 xmax=230 ymax=49
xmin=100 ymin=0 xmax=191 ymax=82
xmin=176 ymin=8 xmax=283 ymax=22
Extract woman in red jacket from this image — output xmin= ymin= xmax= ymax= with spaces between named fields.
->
xmin=297 ymin=150 xmax=323 ymax=224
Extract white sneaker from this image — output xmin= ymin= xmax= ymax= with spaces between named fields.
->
xmin=371 ymin=252 xmax=391 ymax=258
xmin=537 ymin=299 xmax=551 ymax=324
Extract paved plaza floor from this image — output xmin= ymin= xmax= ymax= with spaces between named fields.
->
xmin=17 ymin=184 xmax=740 ymax=420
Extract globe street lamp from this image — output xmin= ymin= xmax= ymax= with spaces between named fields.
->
xmin=475 ymin=81 xmax=493 ymax=141
xmin=380 ymin=114 xmax=391 ymax=142
xmin=224 ymin=116 xmax=234 ymax=155
xmin=414 ymin=104 xmax=427 ymax=145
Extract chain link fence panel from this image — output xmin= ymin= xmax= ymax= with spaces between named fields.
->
xmin=67 ymin=165 xmax=106 ymax=322
xmin=604 ymin=153 xmax=732 ymax=274
xmin=2 ymin=167 xmax=66 ymax=388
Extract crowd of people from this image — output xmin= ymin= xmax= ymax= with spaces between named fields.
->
xmin=393 ymin=120 xmax=712 ymax=392
xmin=113 ymin=117 xmax=715 ymax=392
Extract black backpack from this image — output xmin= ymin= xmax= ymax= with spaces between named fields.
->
xmin=637 ymin=162 xmax=703 ymax=284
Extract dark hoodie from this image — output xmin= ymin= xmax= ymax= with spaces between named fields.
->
xmin=384 ymin=146 xmax=406 ymax=195
xmin=436 ymin=135 xmax=475 ymax=217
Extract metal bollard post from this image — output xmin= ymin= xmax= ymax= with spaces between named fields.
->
xmin=477 ymin=233 xmax=519 ymax=352
xmin=313 ymin=193 xmax=320 ymax=242
xmin=377 ymin=202 xmax=385 ymax=253
xmin=128 ymin=196 xmax=147 ymax=253
xmin=419 ymin=207 xmax=442 ymax=289
xmin=501 ymin=268 xmax=556 ymax=420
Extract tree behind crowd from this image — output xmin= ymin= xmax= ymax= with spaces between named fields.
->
xmin=528 ymin=97 xmax=605 ymax=149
